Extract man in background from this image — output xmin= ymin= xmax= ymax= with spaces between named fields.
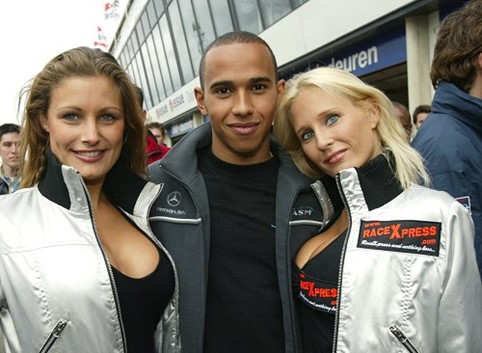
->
xmin=146 ymin=121 xmax=171 ymax=159
xmin=0 ymin=123 xmax=20 ymax=195
xmin=392 ymin=101 xmax=412 ymax=141
xmin=412 ymin=104 xmax=431 ymax=129
xmin=412 ymin=0 xmax=482 ymax=277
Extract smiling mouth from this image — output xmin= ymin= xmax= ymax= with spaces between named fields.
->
xmin=76 ymin=151 xmax=102 ymax=157
xmin=325 ymin=150 xmax=345 ymax=164
xmin=229 ymin=123 xmax=259 ymax=135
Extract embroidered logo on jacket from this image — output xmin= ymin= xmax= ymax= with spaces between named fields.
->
xmin=357 ymin=220 xmax=441 ymax=256
xmin=298 ymin=272 xmax=337 ymax=314
xmin=167 ymin=191 xmax=181 ymax=207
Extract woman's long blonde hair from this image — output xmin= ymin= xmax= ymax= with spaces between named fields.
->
xmin=274 ymin=67 xmax=430 ymax=189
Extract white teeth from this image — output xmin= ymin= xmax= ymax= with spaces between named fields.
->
xmin=78 ymin=151 xmax=101 ymax=157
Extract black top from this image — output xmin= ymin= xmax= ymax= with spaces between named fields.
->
xmin=199 ymin=147 xmax=285 ymax=353
xmin=112 ymin=238 xmax=174 ymax=353
xmin=293 ymin=231 xmax=346 ymax=353
xmin=293 ymin=153 xmax=404 ymax=352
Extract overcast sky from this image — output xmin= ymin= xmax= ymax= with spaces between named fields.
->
xmin=0 ymin=0 xmax=110 ymax=126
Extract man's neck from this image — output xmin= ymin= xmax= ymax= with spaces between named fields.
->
xmin=468 ymin=70 xmax=482 ymax=100
xmin=0 ymin=165 xmax=18 ymax=179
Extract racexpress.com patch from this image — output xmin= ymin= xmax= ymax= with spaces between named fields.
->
xmin=358 ymin=220 xmax=441 ymax=256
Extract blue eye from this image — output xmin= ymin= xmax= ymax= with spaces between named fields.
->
xmin=326 ymin=114 xmax=340 ymax=126
xmin=301 ymin=130 xmax=315 ymax=141
xmin=100 ymin=114 xmax=116 ymax=122
xmin=63 ymin=113 xmax=79 ymax=121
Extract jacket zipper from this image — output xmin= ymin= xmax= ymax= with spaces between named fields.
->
xmin=79 ymin=177 xmax=128 ymax=352
xmin=38 ymin=319 xmax=67 ymax=353
xmin=331 ymin=176 xmax=351 ymax=353
xmin=389 ymin=324 xmax=420 ymax=353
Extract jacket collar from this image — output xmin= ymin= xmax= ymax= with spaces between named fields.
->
xmin=158 ymin=122 xmax=308 ymax=184
xmin=38 ymin=149 xmax=151 ymax=214
xmin=433 ymin=81 xmax=482 ymax=135
xmin=38 ymin=149 xmax=80 ymax=210
xmin=337 ymin=152 xmax=403 ymax=211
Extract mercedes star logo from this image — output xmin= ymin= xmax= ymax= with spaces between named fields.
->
xmin=167 ymin=191 xmax=181 ymax=207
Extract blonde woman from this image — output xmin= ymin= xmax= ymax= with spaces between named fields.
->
xmin=274 ymin=67 xmax=482 ymax=353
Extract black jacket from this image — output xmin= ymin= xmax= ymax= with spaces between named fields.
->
xmin=148 ymin=123 xmax=332 ymax=353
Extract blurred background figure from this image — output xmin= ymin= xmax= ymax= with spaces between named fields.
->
xmin=412 ymin=0 xmax=482 ymax=278
xmin=146 ymin=122 xmax=169 ymax=147
xmin=135 ymin=86 xmax=171 ymax=165
xmin=0 ymin=123 xmax=20 ymax=195
xmin=146 ymin=122 xmax=171 ymax=165
xmin=391 ymin=101 xmax=412 ymax=141
xmin=412 ymin=104 xmax=431 ymax=129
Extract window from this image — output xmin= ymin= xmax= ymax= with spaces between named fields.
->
xmin=177 ymin=0 xmax=203 ymax=75
xmin=168 ymin=1 xmax=195 ymax=83
xmin=192 ymin=0 xmax=216 ymax=53
xmin=153 ymin=23 xmax=174 ymax=95
xmin=160 ymin=15 xmax=182 ymax=91
xmin=209 ymin=0 xmax=233 ymax=36
xmin=260 ymin=0 xmax=291 ymax=27
xmin=146 ymin=34 xmax=166 ymax=101
xmin=233 ymin=0 xmax=263 ymax=33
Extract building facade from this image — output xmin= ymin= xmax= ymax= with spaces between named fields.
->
xmin=110 ymin=0 xmax=467 ymax=145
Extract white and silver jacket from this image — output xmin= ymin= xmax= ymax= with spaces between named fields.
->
xmin=315 ymin=154 xmax=482 ymax=353
xmin=0 ymin=153 xmax=181 ymax=353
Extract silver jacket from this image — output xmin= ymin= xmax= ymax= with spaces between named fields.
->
xmin=0 ymin=153 xmax=181 ymax=353
xmin=317 ymin=155 xmax=482 ymax=353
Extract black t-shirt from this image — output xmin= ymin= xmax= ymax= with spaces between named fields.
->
xmin=199 ymin=147 xmax=285 ymax=353
xmin=293 ymin=231 xmax=346 ymax=353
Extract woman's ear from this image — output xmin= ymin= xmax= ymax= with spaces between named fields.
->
xmin=39 ymin=116 xmax=50 ymax=132
xmin=367 ymin=103 xmax=381 ymax=129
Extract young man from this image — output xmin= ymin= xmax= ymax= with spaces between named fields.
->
xmin=412 ymin=104 xmax=431 ymax=129
xmin=0 ymin=123 xmax=20 ymax=195
xmin=148 ymin=31 xmax=333 ymax=352
xmin=146 ymin=121 xmax=171 ymax=160
xmin=146 ymin=121 xmax=169 ymax=147
xmin=412 ymin=0 xmax=482 ymax=277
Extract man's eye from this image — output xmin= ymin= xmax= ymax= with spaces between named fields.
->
xmin=252 ymin=84 xmax=267 ymax=92
xmin=326 ymin=114 xmax=340 ymax=126
xmin=215 ymin=87 xmax=232 ymax=95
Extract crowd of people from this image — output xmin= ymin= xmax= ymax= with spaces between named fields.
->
xmin=0 ymin=0 xmax=480 ymax=352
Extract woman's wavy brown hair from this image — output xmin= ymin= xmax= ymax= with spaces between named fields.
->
xmin=19 ymin=46 xmax=146 ymax=187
